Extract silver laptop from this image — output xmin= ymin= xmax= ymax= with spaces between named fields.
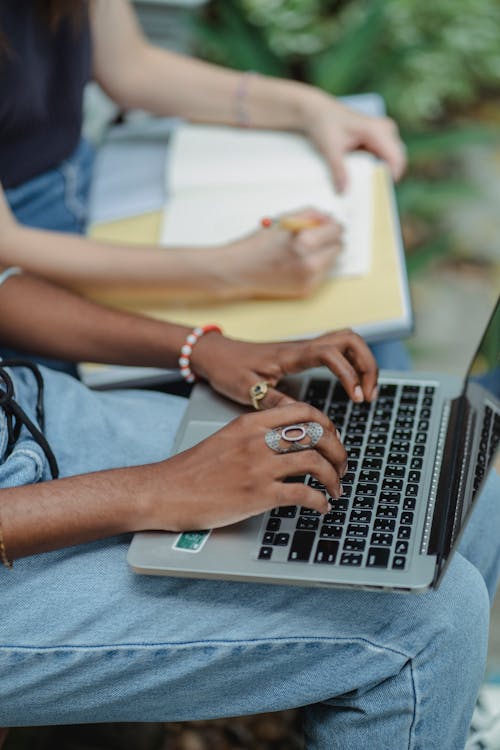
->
xmin=128 ymin=298 xmax=500 ymax=592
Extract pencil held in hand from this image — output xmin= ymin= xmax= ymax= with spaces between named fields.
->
xmin=261 ymin=215 xmax=326 ymax=232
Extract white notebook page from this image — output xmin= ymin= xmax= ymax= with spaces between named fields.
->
xmin=160 ymin=124 xmax=374 ymax=278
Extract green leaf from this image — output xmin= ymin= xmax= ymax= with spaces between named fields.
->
xmin=191 ymin=2 xmax=286 ymax=76
xmin=307 ymin=0 xmax=386 ymax=94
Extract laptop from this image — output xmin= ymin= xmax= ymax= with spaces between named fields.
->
xmin=128 ymin=298 xmax=500 ymax=592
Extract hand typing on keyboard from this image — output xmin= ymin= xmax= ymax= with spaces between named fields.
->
xmin=190 ymin=327 xmax=379 ymax=410
xmin=142 ymin=402 xmax=347 ymax=532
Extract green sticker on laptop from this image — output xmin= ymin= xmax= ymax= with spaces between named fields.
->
xmin=174 ymin=530 xmax=211 ymax=553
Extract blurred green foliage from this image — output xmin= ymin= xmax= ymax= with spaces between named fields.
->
xmin=192 ymin=0 xmax=500 ymax=273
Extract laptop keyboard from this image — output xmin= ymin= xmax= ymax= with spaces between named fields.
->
xmin=258 ymin=379 xmax=436 ymax=571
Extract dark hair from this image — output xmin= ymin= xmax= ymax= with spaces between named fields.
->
xmin=0 ymin=1 xmax=85 ymax=57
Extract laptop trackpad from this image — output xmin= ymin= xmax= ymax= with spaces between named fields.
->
xmin=175 ymin=420 xmax=227 ymax=453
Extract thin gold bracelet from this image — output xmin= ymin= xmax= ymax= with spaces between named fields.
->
xmin=0 ymin=513 xmax=13 ymax=569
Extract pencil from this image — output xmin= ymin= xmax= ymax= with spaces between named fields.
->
xmin=261 ymin=216 xmax=324 ymax=232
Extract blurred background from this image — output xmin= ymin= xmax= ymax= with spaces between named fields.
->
xmin=7 ymin=0 xmax=499 ymax=748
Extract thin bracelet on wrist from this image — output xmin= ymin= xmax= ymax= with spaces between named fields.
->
xmin=233 ymin=71 xmax=256 ymax=128
xmin=178 ymin=324 xmax=223 ymax=383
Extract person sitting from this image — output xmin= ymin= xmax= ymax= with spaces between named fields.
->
xmin=0 ymin=0 xmax=405 ymax=304
xmin=0 ymin=265 xmax=498 ymax=749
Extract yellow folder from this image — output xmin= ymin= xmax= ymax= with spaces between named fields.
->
xmin=89 ymin=164 xmax=412 ymax=344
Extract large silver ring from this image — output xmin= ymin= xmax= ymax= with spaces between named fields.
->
xmin=265 ymin=422 xmax=324 ymax=454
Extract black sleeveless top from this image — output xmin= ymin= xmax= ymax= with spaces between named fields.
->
xmin=0 ymin=1 xmax=91 ymax=188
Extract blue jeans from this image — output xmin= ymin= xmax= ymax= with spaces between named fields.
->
xmin=0 ymin=365 xmax=498 ymax=749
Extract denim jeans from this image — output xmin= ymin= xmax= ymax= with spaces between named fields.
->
xmin=0 ymin=364 xmax=498 ymax=749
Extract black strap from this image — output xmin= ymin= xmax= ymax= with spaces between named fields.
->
xmin=0 ymin=360 xmax=59 ymax=479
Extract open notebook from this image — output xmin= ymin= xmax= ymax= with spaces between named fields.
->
xmin=160 ymin=124 xmax=374 ymax=278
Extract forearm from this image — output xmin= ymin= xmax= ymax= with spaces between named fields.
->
xmin=91 ymin=0 xmax=318 ymax=131
xmin=118 ymin=45 xmax=317 ymax=130
xmin=0 ymin=270 xmax=194 ymax=366
xmin=0 ymin=223 xmax=235 ymax=303
xmin=0 ymin=464 xmax=155 ymax=559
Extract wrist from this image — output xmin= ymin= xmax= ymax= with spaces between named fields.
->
xmin=178 ymin=325 xmax=223 ymax=383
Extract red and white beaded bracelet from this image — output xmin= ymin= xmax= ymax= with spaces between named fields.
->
xmin=178 ymin=324 xmax=223 ymax=383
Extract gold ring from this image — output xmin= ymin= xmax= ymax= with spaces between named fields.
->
xmin=249 ymin=381 xmax=270 ymax=410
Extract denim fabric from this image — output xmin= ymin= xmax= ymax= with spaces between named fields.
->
xmin=5 ymin=139 xmax=94 ymax=235
xmin=0 ymin=365 xmax=498 ymax=749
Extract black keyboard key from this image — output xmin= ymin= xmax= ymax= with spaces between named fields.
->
xmin=382 ymin=478 xmax=404 ymax=492
xmin=410 ymin=457 xmax=423 ymax=470
xmin=392 ymin=556 xmax=406 ymax=570
xmin=362 ymin=457 xmax=383 ymax=470
xmin=376 ymin=504 xmax=398 ymax=518
xmin=367 ymin=434 xmax=387 ymax=446
xmin=367 ymin=547 xmax=390 ymax=568
xmin=259 ymin=546 xmax=273 ymax=560
xmin=422 ymin=396 xmax=433 ymax=407
xmin=413 ymin=445 xmax=425 ymax=457
xmin=343 ymin=538 xmax=366 ymax=552
xmin=415 ymin=432 xmax=427 ymax=444
xmin=329 ymin=498 xmax=349 ymax=512
xmin=379 ymin=491 xmax=401 ymax=504
xmin=271 ymin=506 xmax=297 ymax=519
xmin=391 ymin=440 xmax=411 ymax=453
xmin=347 ymin=446 xmax=361 ymax=459
xmin=405 ymin=483 xmax=419 ymax=497
xmin=403 ymin=385 xmax=420 ymax=394
xmin=379 ymin=384 xmax=397 ymax=397
xmin=387 ymin=453 xmax=408 ymax=466
xmin=373 ymin=518 xmax=396 ymax=532
xmin=347 ymin=523 xmax=370 ymax=538
xmin=425 ymin=386 xmax=435 ymax=395
xmin=417 ymin=420 xmax=429 ymax=432
xmin=266 ymin=518 xmax=281 ymax=532
xmin=297 ymin=517 xmax=319 ymax=531
xmin=332 ymin=382 xmax=349 ymax=402
xmin=320 ymin=524 xmax=343 ymax=539
xmin=299 ymin=507 xmax=321 ymax=516
xmin=356 ymin=482 xmax=377 ymax=496
xmin=384 ymin=465 xmax=406 ymax=479
xmin=314 ymin=540 xmax=339 ymax=564
xmin=370 ymin=532 xmax=393 ymax=547
xmin=408 ymin=470 xmax=421 ymax=483
xmin=262 ymin=532 xmax=275 ymax=545
xmin=288 ymin=531 xmax=315 ymax=562
xmin=340 ymin=552 xmax=363 ymax=566
xmin=403 ymin=497 xmax=417 ymax=511
xmin=365 ymin=445 xmax=385 ymax=458
xmin=393 ymin=429 xmax=412 ymax=441
xmin=420 ymin=408 xmax=431 ymax=420
xmin=395 ymin=540 xmax=409 ymax=555
xmin=305 ymin=379 xmax=331 ymax=410
xmin=350 ymin=509 xmax=372 ymax=524
xmin=275 ymin=533 xmax=290 ymax=546
xmin=324 ymin=511 xmax=346 ymax=525
xmin=397 ymin=526 xmax=412 ymax=540
xmin=359 ymin=469 xmax=381 ymax=483
xmin=400 ymin=512 xmax=414 ymax=526
xmin=352 ymin=496 xmax=376 ymax=510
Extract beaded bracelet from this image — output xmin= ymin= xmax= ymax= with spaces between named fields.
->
xmin=0 ymin=513 xmax=12 ymax=569
xmin=178 ymin=324 xmax=223 ymax=383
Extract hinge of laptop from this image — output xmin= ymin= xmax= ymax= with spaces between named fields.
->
xmin=425 ymin=395 xmax=473 ymax=570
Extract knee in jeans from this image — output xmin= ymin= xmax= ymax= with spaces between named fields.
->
xmin=429 ymin=554 xmax=489 ymax=671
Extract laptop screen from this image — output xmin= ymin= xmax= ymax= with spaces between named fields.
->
xmin=463 ymin=297 xmax=500 ymax=402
